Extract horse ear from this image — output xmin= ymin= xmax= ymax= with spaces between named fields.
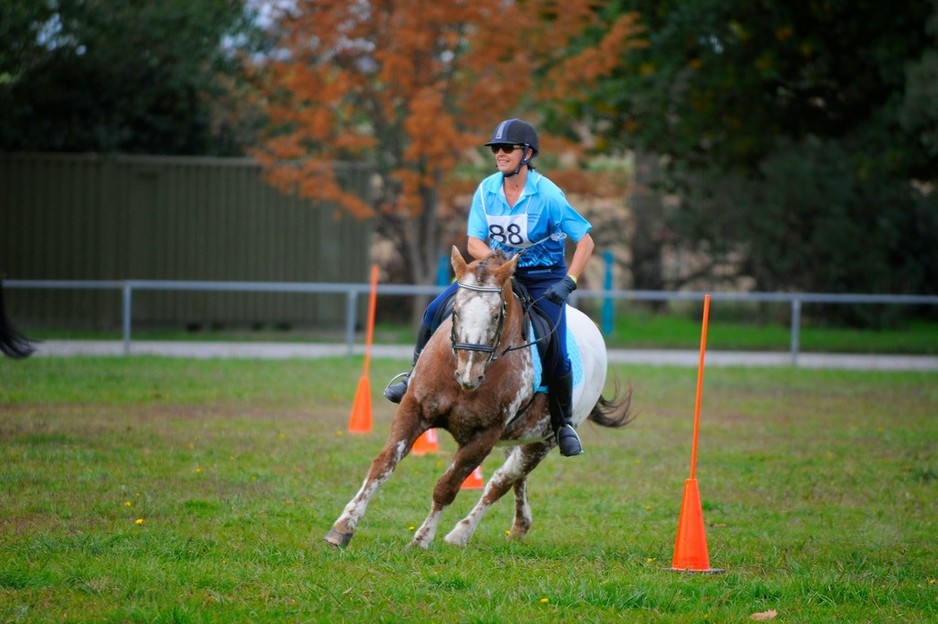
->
xmin=494 ymin=253 xmax=519 ymax=285
xmin=450 ymin=245 xmax=467 ymax=278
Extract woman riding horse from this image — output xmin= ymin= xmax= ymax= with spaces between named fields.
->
xmin=384 ymin=118 xmax=594 ymax=457
xmin=326 ymin=247 xmax=631 ymax=549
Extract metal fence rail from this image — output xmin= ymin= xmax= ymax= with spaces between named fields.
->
xmin=6 ymin=279 xmax=938 ymax=363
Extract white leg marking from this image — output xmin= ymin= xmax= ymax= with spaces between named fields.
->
xmin=444 ymin=500 xmax=490 ymax=547
xmin=335 ymin=462 xmax=396 ymax=532
xmin=444 ymin=450 xmax=526 ymax=546
xmin=411 ymin=508 xmax=442 ymax=549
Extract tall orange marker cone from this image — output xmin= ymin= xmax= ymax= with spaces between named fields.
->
xmin=348 ymin=377 xmax=372 ymax=434
xmin=461 ymin=466 xmax=484 ymax=490
xmin=670 ymin=294 xmax=723 ymax=573
xmin=348 ymin=265 xmax=379 ymax=434
xmin=412 ymin=429 xmax=439 ymax=455
xmin=671 ymin=478 xmax=713 ymax=571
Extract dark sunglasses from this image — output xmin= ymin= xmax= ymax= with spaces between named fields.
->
xmin=490 ymin=144 xmax=523 ymax=154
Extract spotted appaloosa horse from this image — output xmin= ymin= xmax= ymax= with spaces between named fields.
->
xmin=0 ymin=279 xmax=34 ymax=359
xmin=324 ymin=247 xmax=632 ymax=549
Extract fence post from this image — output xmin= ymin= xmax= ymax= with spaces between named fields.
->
xmin=602 ymin=250 xmax=615 ymax=335
xmin=346 ymin=289 xmax=358 ymax=356
xmin=122 ymin=282 xmax=132 ymax=356
xmin=790 ymin=298 xmax=801 ymax=366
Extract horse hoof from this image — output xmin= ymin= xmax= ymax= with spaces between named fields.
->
xmin=443 ymin=529 xmax=470 ymax=547
xmin=324 ymin=528 xmax=353 ymax=548
xmin=407 ymin=537 xmax=431 ymax=550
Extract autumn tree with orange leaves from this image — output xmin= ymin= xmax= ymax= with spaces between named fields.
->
xmin=252 ymin=1 xmax=642 ymax=289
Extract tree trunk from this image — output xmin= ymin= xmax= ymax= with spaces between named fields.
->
xmin=628 ymin=151 xmax=666 ymax=309
xmin=406 ymin=176 xmax=443 ymax=327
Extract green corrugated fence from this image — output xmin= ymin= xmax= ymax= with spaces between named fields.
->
xmin=0 ymin=153 xmax=373 ymax=329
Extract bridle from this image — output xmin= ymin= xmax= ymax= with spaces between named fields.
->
xmin=449 ymin=277 xmax=566 ymax=366
xmin=450 ymin=282 xmax=508 ymax=364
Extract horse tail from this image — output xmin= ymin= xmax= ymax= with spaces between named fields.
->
xmin=588 ymin=381 xmax=634 ymax=429
xmin=0 ymin=279 xmax=35 ymax=359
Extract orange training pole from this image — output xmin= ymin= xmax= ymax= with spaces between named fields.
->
xmin=670 ymin=293 xmax=722 ymax=573
xmin=689 ymin=294 xmax=710 ymax=481
xmin=348 ymin=264 xmax=379 ymax=434
xmin=362 ymin=264 xmax=379 ymax=377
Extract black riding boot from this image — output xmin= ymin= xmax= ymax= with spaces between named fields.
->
xmin=548 ymin=371 xmax=583 ymax=456
xmin=383 ymin=323 xmax=432 ymax=404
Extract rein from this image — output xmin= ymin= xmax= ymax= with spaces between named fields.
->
xmin=501 ymin=292 xmax=562 ymax=357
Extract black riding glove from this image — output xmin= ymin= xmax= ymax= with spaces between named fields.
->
xmin=545 ymin=275 xmax=577 ymax=304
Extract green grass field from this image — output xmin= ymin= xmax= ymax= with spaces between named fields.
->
xmin=1 ymin=356 xmax=936 ymax=623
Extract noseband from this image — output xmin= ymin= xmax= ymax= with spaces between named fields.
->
xmin=450 ymin=282 xmax=508 ymax=364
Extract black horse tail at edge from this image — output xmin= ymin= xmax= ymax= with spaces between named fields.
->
xmin=0 ymin=278 xmax=35 ymax=359
xmin=588 ymin=380 xmax=635 ymax=429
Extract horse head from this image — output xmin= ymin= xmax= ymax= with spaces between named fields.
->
xmin=449 ymin=245 xmax=518 ymax=392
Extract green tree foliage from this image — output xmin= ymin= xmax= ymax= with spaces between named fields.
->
xmin=0 ymin=0 xmax=265 ymax=155
xmin=581 ymin=0 xmax=938 ymax=306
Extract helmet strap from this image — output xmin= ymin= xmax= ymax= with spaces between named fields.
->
xmin=504 ymin=146 xmax=531 ymax=178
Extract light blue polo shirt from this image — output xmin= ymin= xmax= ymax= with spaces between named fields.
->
xmin=467 ymin=170 xmax=592 ymax=269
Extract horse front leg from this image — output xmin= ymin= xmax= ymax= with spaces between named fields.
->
xmin=442 ymin=448 xmax=519 ymax=547
xmin=324 ymin=403 xmax=425 ymax=548
xmin=445 ymin=441 xmax=552 ymax=546
xmin=410 ymin=428 xmax=502 ymax=549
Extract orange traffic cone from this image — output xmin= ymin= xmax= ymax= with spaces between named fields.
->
xmin=347 ymin=375 xmax=372 ymax=434
xmin=412 ymin=429 xmax=439 ymax=455
xmin=670 ymin=478 xmax=722 ymax=573
xmin=461 ymin=465 xmax=484 ymax=490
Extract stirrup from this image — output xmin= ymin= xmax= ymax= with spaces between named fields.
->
xmin=383 ymin=371 xmax=411 ymax=403
xmin=384 ymin=371 xmax=410 ymax=388
xmin=556 ymin=424 xmax=584 ymax=457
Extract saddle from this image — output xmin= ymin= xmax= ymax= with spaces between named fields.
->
xmin=508 ymin=279 xmax=554 ymax=376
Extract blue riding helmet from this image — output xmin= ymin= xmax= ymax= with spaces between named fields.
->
xmin=484 ymin=118 xmax=539 ymax=157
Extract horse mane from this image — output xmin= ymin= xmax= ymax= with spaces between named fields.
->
xmin=481 ymin=250 xmax=511 ymax=266
xmin=474 ymin=251 xmax=512 ymax=283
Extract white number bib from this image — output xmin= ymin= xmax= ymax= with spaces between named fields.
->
xmin=486 ymin=213 xmax=532 ymax=248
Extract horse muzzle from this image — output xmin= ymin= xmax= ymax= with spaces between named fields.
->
xmin=453 ymin=356 xmax=486 ymax=391
xmin=454 ymin=370 xmax=484 ymax=392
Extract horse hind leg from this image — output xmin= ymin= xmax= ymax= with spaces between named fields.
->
xmin=509 ymin=476 xmax=533 ymax=541
xmin=508 ymin=442 xmax=551 ymax=541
